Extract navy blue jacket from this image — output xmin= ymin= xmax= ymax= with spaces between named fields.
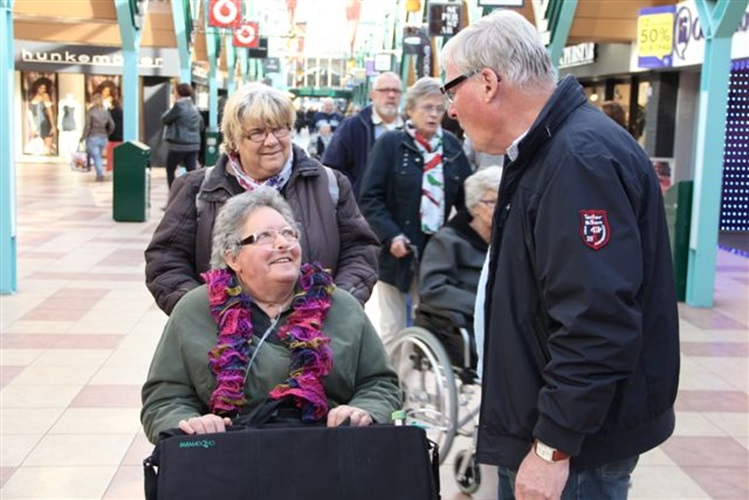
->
xmin=360 ymin=129 xmax=472 ymax=292
xmin=322 ymin=105 xmax=376 ymax=199
xmin=478 ymin=76 xmax=680 ymax=469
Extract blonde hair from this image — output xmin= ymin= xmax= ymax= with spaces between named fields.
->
xmin=221 ymin=83 xmax=296 ymax=154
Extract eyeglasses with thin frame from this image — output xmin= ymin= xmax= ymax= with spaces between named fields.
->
xmin=239 ymin=226 xmax=299 ymax=247
xmin=480 ymin=199 xmax=497 ymax=208
xmin=440 ymin=69 xmax=481 ymax=103
xmin=244 ymin=126 xmax=291 ymax=143
xmin=373 ymin=87 xmax=402 ymax=94
xmin=418 ymin=104 xmax=447 ymax=115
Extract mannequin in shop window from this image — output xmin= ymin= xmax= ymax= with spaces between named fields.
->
xmin=59 ymin=93 xmax=80 ymax=161
xmin=26 ymin=77 xmax=57 ymax=155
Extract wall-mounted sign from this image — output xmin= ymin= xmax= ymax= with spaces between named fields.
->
xmin=672 ymin=0 xmax=749 ymax=67
xmin=428 ymin=1 xmax=464 ymax=37
xmin=637 ymin=5 xmax=676 ymax=68
xmin=374 ymin=53 xmax=393 ymax=72
xmin=477 ymin=0 xmax=523 ymax=6
xmin=15 ymin=40 xmax=180 ymax=76
xmin=248 ymin=38 xmax=268 ymax=59
xmin=263 ymin=57 xmax=280 ymax=73
xmin=559 ymin=42 xmax=596 ymax=69
xmin=403 ymin=26 xmax=432 ymax=78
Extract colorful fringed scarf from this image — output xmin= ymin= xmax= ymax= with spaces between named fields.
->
xmin=202 ymin=262 xmax=335 ymax=421
xmin=226 ymin=150 xmax=293 ymax=192
xmin=406 ymin=120 xmax=445 ymax=234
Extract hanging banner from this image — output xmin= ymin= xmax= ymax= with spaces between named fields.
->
xmin=249 ymin=38 xmax=269 ymax=59
xmin=208 ymin=0 xmax=242 ymax=29
xmin=233 ymin=22 xmax=259 ymax=48
xmin=636 ymin=5 xmax=675 ymax=68
xmin=428 ymin=1 xmax=464 ymax=37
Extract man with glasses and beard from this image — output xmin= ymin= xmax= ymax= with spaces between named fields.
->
xmin=322 ymin=71 xmax=404 ymax=201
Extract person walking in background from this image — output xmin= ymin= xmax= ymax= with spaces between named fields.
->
xmin=359 ymin=76 xmax=472 ymax=342
xmin=145 ymin=83 xmax=379 ymax=316
xmin=440 ymin=10 xmax=679 ymax=499
xmin=312 ymin=97 xmax=344 ymax=132
xmin=81 ymin=93 xmax=114 ymax=182
xmin=106 ymin=97 xmax=123 ymax=172
xmin=601 ymin=100 xmax=628 ymax=130
xmin=323 ymin=71 xmax=404 ymax=200
xmin=161 ymin=83 xmax=203 ymax=190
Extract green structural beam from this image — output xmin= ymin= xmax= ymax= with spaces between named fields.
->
xmin=226 ymin=35 xmax=237 ymax=93
xmin=171 ymin=0 xmax=193 ymax=83
xmin=0 ymin=0 xmax=17 ymax=294
xmin=206 ymin=29 xmax=220 ymax=131
xmin=686 ymin=0 xmax=748 ymax=307
xmin=545 ymin=0 xmax=578 ymax=70
xmin=114 ymin=0 xmax=144 ymax=142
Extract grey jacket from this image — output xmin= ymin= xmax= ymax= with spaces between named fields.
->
xmin=141 ymin=285 xmax=401 ymax=443
xmin=161 ymin=98 xmax=203 ymax=152
xmin=144 ymin=145 xmax=380 ymax=314
xmin=82 ymin=106 xmax=114 ymax=139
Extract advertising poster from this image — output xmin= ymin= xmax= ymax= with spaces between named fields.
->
xmin=85 ymin=75 xmax=121 ymax=110
xmin=22 ymin=71 xmax=58 ymax=156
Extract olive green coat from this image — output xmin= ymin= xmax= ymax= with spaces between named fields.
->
xmin=141 ymin=285 xmax=401 ymax=443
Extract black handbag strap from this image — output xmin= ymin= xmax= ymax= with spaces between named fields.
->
xmin=143 ymin=453 xmax=158 ymax=500
xmin=429 ymin=439 xmax=441 ymax=499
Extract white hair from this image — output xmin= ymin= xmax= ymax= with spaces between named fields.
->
xmin=464 ymin=166 xmax=503 ymax=215
xmin=440 ymin=10 xmax=557 ymax=92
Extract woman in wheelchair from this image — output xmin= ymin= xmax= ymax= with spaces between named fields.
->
xmin=414 ymin=166 xmax=502 ymax=374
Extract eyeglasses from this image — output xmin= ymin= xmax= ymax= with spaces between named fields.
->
xmin=418 ymin=104 xmax=447 ymax=115
xmin=244 ymin=126 xmax=291 ymax=143
xmin=480 ymin=199 xmax=497 ymax=207
xmin=239 ymin=226 xmax=299 ymax=247
xmin=440 ymin=69 xmax=481 ymax=103
xmin=373 ymin=87 xmax=402 ymax=94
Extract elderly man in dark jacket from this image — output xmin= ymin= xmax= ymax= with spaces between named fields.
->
xmin=146 ymin=83 xmax=380 ymax=315
xmin=322 ymin=72 xmax=404 ymax=200
xmin=441 ymin=10 xmax=680 ymax=499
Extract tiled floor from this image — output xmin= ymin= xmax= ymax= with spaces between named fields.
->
xmin=1 ymin=161 xmax=747 ymax=499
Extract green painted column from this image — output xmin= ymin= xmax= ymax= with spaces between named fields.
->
xmin=171 ymin=0 xmax=192 ymax=83
xmin=686 ymin=0 xmax=749 ymax=307
xmin=545 ymin=0 xmax=578 ymax=70
xmin=226 ymin=35 xmax=237 ymax=93
xmin=114 ymin=0 xmax=144 ymax=142
xmin=0 ymin=0 xmax=16 ymax=294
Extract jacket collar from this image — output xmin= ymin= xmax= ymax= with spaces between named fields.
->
xmin=512 ymin=75 xmax=587 ymax=168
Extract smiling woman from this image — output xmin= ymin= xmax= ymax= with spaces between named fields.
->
xmin=145 ymin=83 xmax=381 ymax=316
xmin=141 ymin=187 xmax=401 ymax=444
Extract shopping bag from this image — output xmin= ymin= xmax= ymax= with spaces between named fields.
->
xmin=143 ymin=400 xmax=440 ymax=500
xmin=70 ymin=141 xmax=89 ymax=172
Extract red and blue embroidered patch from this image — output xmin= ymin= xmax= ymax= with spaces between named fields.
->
xmin=579 ymin=210 xmax=610 ymax=250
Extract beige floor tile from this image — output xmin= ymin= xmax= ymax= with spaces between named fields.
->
xmin=630 ymin=465 xmax=711 ymax=499
xmin=0 ymin=434 xmax=43 ymax=467
xmin=102 ymin=350 xmax=157 ymax=367
xmin=0 ymin=349 xmax=44 ymax=366
xmin=88 ymin=365 xmax=149 ymax=385
xmin=1 ymin=384 xmax=82 ymax=408
xmin=102 ymin=465 xmax=143 ymax=499
xmin=637 ymin=446 xmax=678 ymax=466
xmin=24 ymin=433 xmax=134 ymax=466
xmin=673 ymin=411 xmax=730 ymax=437
xmin=0 ymin=465 xmax=116 ymax=499
xmin=49 ymin=408 xmax=141 ymax=435
xmin=0 ymin=408 xmax=65 ymax=435
xmin=30 ymin=349 xmax=112 ymax=367
xmin=703 ymin=412 xmax=749 ymax=438
xmin=9 ymin=365 xmax=99 ymax=386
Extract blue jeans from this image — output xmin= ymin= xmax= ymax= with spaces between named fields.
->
xmin=497 ymin=455 xmax=639 ymax=500
xmin=86 ymin=135 xmax=108 ymax=177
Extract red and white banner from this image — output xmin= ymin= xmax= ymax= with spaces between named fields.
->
xmin=233 ymin=22 xmax=260 ymax=48
xmin=208 ymin=0 xmax=242 ymax=28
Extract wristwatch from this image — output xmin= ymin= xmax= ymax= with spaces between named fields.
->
xmin=534 ymin=440 xmax=570 ymax=462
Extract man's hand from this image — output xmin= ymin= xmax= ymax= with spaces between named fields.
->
xmin=515 ymin=448 xmax=569 ymax=499
xmin=390 ymin=236 xmax=411 ymax=258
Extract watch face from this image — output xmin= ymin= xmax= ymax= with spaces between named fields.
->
xmin=535 ymin=441 xmax=555 ymax=462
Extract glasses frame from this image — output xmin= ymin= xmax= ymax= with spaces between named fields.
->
xmin=244 ymin=126 xmax=291 ymax=144
xmin=440 ymin=69 xmax=480 ymax=103
xmin=372 ymin=87 xmax=402 ymax=94
xmin=239 ymin=226 xmax=299 ymax=247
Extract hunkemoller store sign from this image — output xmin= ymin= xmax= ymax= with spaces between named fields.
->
xmin=16 ymin=40 xmax=180 ymax=77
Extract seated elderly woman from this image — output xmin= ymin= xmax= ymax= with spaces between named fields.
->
xmin=414 ymin=166 xmax=502 ymax=370
xmin=145 ymin=83 xmax=380 ymax=316
xmin=141 ymin=188 xmax=401 ymax=443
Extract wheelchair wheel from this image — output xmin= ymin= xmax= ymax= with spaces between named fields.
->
xmin=454 ymin=449 xmax=481 ymax=495
xmin=387 ymin=327 xmax=458 ymax=463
